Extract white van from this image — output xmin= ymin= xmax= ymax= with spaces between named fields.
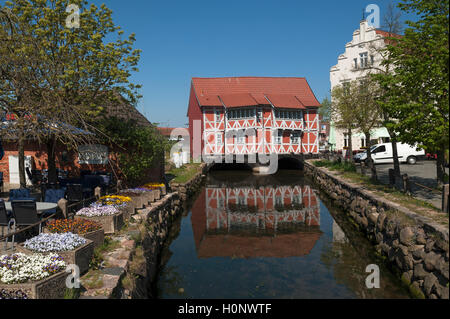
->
xmin=354 ymin=142 xmax=425 ymax=165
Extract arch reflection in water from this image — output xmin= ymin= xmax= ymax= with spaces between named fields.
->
xmin=191 ymin=181 xmax=322 ymax=259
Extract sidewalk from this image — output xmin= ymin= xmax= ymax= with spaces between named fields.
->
xmin=361 ymin=161 xmax=448 ymax=210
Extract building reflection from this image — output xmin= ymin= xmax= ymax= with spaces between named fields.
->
xmin=191 ymin=179 xmax=322 ymax=259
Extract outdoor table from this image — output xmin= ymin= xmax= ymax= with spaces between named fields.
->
xmin=4 ymin=202 xmax=58 ymax=215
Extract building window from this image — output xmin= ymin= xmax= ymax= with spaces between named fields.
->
xmin=354 ymin=58 xmax=358 ymax=69
xmin=216 ymin=133 xmax=223 ymax=145
xmin=227 ymin=108 xmax=256 ymax=120
xmin=370 ymin=55 xmax=374 ymax=65
xmin=360 ymin=52 xmax=368 ymax=68
xmin=344 ymin=133 xmax=349 ymax=148
xmin=361 ymin=137 xmax=366 ymax=148
xmin=275 ymin=110 xmax=302 ymax=120
xmin=291 ymin=132 xmax=300 ymax=144
xmin=275 ymin=130 xmax=283 ymax=144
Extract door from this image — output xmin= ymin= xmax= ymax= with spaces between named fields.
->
xmin=371 ymin=145 xmax=390 ymax=164
xmin=8 ymin=155 xmax=32 ymax=185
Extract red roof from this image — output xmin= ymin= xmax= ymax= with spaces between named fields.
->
xmin=192 ymin=77 xmax=320 ymax=109
xmin=157 ymin=127 xmax=188 ymax=137
xmin=375 ymin=29 xmax=402 ymax=45
xmin=265 ymin=94 xmax=305 ymax=109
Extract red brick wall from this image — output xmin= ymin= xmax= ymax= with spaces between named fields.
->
xmin=0 ymin=140 xmax=164 ymax=185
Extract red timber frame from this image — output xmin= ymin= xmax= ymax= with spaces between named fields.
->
xmin=205 ymin=184 xmax=320 ymax=231
xmin=202 ymin=105 xmax=319 ymax=156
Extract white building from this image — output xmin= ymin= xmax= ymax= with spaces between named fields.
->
xmin=329 ymin=20 xmax=392 ymax=153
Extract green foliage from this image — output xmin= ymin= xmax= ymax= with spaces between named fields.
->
xmin=0 ymin=0 xmax=142 ymax=186
xmin=319 ymin=96 xmax=332 ymax=121
xmin=373 ymin=0 xmax=449 ymax=182
xmin=64 ymin=288 xmax=81 ymax=299
xmin=313 ymin=160 xmax=357 ymax=172
xmin=99 ymin=117 xmax=166 ymax=186
xmin=167 ymin=163 xmax=202 ymax=184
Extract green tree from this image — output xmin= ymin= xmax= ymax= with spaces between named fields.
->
xmin=319 ymin=96 xmax=332 ymax=121
xmin=374 ymin=0 xmax=449 ymax=184
xmin=99 ymin=117 xmax=166 ymax=187
xmin=369 ymin=2 xmax=404 ymax=178
xmin=0 ymin=0 xmax=142 ymax=186
xmin=352 ymin=78 xmax=383 ymax=181
xmin=331 ymin=83 xmax=357 ymax=160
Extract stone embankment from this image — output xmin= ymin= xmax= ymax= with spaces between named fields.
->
xmin=304 ymin=160 xmax=449 ymax=299
xmin=80 ymin=164 xmax=206 ymax=299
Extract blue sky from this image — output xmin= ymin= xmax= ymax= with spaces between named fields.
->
xmin=5 ymin=0 xmax=417 ymax=127
xmin=99 ymin=0 xmax=414 ymax=127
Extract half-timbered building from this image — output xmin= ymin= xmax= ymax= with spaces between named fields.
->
xmin=187 ymin=77 xmax=321 ymax=160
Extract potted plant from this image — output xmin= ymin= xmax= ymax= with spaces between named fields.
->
xmin=75 ymin=204 xmax=124 ymax=234
xmin=142 ymin=183 xmax=165 ymax=201
xmin=0 ymin=253 xmax=67 ymax=299
xmin=17 ymin=233 xmax=93 ymax=276
xmin=46 ymin=219 xmax=104 ymax=249
xmin=98 ymin=195 xmax=133 ymax=220
xmin=120 ymin=188 xmax=150 ymax=209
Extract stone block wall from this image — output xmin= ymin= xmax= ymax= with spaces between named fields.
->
xmin=304 ymin=161 xmax=449 ymax=299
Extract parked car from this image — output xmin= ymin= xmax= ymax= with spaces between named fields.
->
xmin=353 ymin=143 xmax=425 ymax=165
xmin=426 ymin=153 xmax=437 ymax=160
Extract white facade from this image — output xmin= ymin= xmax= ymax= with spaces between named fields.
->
xmin=329 ymin=20 xmax=391 ymax=152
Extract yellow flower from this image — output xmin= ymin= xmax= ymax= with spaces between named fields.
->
xmin=142 ymin=183 xmax=165 ymax=190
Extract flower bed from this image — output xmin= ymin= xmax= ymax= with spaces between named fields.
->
xmin=141 ymin=183 xmax=165 ymax=198
xmin=99 ymin=195 xmax=132 ymax=206
xmin=119 ymin=189 xmax=152 ymax=211
xmin=142 ymin=183 xmax=165 ymax=190
xmin=0 ymin=253 xmax=69 ymax=299
xmin=98 ymin=195 xmax=134 ymax=220
xmin=75 ymin=204 xmax=123 ymax=234
xmin=18 ymin=233 xmax=94 ymax=275
xmin=76 ymin=203 xmax=119 ymax=217
xmin=46 ymin=219 xmax=105 ymax=249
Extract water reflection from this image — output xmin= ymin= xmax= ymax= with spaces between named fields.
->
xmin=192 ymin=180 xmax=322 ymax=259
xmin=156 ymin=170 xmax=411 ymax=299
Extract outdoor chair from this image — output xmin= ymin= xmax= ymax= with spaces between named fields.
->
xmin=66 ymin=183 xmax=84 ymax=202
xmin=0 ymin=199 xmax=14 ymax=251
xmin=10 ymin=200 xmax=41 ymax=247
xmin=43 ymin=188 xmax=66 ymax=217
xmin=9 ymin=188 xmax=34 ymax=201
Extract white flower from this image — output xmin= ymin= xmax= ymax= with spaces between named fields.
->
xmin=0 ymin=253 xmax=66 ymax=284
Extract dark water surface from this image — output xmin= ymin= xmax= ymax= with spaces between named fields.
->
xmin=156 ymin=170 xmax=411 ymax=299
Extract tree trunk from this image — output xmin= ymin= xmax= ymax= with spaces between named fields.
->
xmin=347 ymin=128 xmax=353 ymax=162
xmin=18 ymin=135 xmax=26 ymax=188
xmin=46 ymin=137 xmax=58 ymax=184
xmin=365 ymin=132 xmax=377 ymax=182
xmin=390 ymin=134 xmax=401 ymax=177
xmin=436 ymin=148 xmax=446 ymax=186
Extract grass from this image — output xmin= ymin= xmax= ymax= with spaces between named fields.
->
xmin=89 ymin=237 xmax=121 ymax=270
xmin=312 ymin=159 xmax=449 ymax=226
xmin=81 ymin=270 xmax=104 ymax=290
xmin=167 ymin=162 xmax=203 ymax=184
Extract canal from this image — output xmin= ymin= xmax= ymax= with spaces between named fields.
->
xmin=156 ymin=169 xmax=412 ymax=299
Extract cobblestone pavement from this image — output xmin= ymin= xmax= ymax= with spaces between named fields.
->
xmin=361 ymin=160 xmax=449 ymax=209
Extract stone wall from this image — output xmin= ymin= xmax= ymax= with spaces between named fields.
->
xmin=80 ymin=165 xmax=206 ymax=299
xmin=304 ymin=160 xmax=449 ymax=299
xmin=169 ymin=163 xmax=207 ymax=202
